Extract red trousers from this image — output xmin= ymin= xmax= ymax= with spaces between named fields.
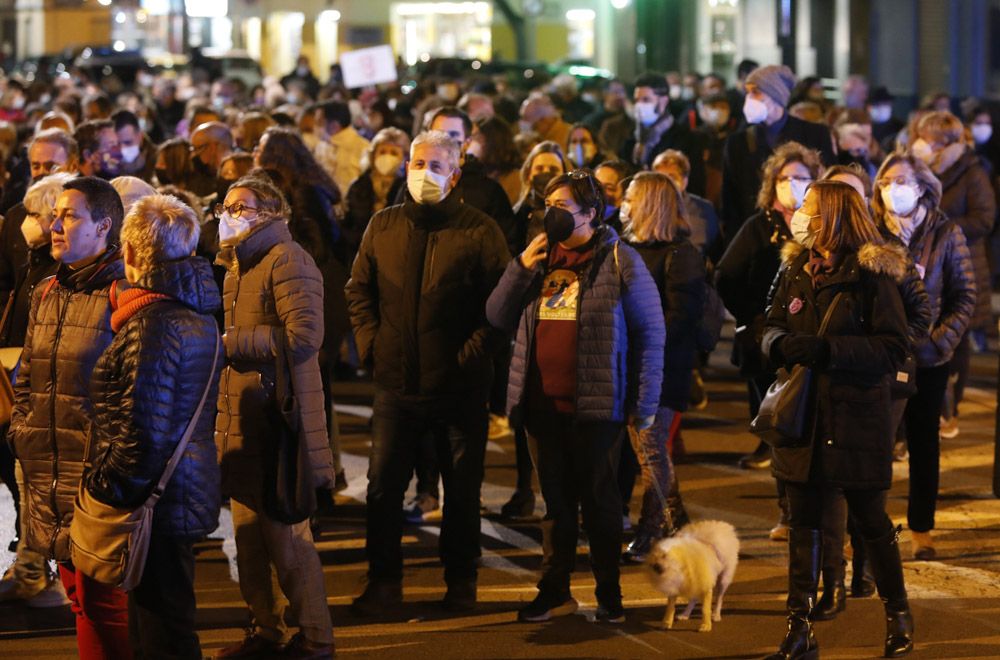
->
xmin=59 ymin=564 xmax=133 ymax=660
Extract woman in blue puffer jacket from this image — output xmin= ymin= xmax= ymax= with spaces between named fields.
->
xmin=487 ymin=170 xmax=665 ymax=625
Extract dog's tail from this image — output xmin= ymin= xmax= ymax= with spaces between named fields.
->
xmin=684 ymin=520 xmax=740 ymax=568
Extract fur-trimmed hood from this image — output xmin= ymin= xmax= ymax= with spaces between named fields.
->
xmin=780 ymin=241 xmax=908 ymax=282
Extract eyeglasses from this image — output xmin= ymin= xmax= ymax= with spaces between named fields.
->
xmin=190 ymin=143 xmax=210 ymax=155
xmin=876 ymin=176 xmax=917 ymax=188
xmin=569 ymin=169 xmax=601 ymax=199
xmin=777 ymin=175 xmax=813 ymax=184
xmin=214 ymin=202 xmax=258 ymax=219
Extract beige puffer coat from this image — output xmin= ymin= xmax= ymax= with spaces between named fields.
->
xmin=214 ymin=220 xmax=334 ymax=499
xmin=8 ymin=251 xmax=123 ymax=560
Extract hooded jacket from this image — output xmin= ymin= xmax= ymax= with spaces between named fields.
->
xmin=214 ymin=220 xmax=334 ymax=498
xmin=85 ymin=257 xmax=222 ymax=539
xmin=762 ymin=242 xmax=908 ymax=489
xmin=486 ymin=225 xmax=665 ymax=424
xmin=8 ymin=249 xmax=123 ymax=560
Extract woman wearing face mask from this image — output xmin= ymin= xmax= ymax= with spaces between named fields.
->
xmin=469 ymin=116 xmax=522 ymax=206
xmin=618 ymin=172 xmax=704 ymax=562
xmin=154 ymin=137 xmax=194 ymax=190
xmin=871 ymin=153 xmax=976 ymax=562
xmin=594 ymin=160 xmax=631 ymax=233
xmin=716 ymin=142 xmax=822 ymax=537
xmin=344 ymin=127 xmax=409 ymax=259
xmin=762 ymin=180 xmax=912 ymax=660
xmin=911 ymin=111 xmax=996 ymax=436
xmin=565 ymin=124 xmax=606 ymax=170
xmin=214 ymin=175 xmax=336 ymax=658
xmin=513 ymin=141 xmax=568 ymax=252
xmin=486 ymin=170 xmax=665 ymax=624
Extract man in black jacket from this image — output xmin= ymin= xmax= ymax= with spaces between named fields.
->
xmin=346 ymin=130 xmax=510 ymax=615
xmin=721 ymin=65 xmax=835 ymax=238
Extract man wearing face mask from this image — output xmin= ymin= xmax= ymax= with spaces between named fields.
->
xmin=346 ymin=130 xmax=510 ymax=616
xmin=519 ymin=95 xmax=573 ymax=148
xmin=868 ymin=87 xmax=904 ymax=152
xmin=313 ymin=99 xmax=370 ymax=198
xmin=721 ymin=65 xmax=835 ymax=239
xmin=187 ymin=121 xmax=233 ymax=198
xmin=74 ymin=119 xmax=121 ymax=180
xmin=111 ymin=110 xmax=155 ymax=183
xmin=624 ymin=73 xmax=708 ymax=198
xmin=694 ymin=93 xmax=736 ymax=209
xmin=280 ymin=55 xmax=320 ymax=100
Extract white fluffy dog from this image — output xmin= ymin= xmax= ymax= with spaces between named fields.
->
xmin=645 ymin=520 xmax=740 ymax=632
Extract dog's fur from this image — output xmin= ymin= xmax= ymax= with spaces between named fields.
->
xmin=646 ymin=520 xmax=740 ymax=632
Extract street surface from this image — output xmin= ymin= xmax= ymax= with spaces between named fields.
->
xmin=1 ymin=327 xmax=998 ymax=659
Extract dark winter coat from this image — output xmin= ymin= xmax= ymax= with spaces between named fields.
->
xmin=512 ymin=189 xmax=546 ymax=253
xmin=215 ymin=220 xmax=334 ymax=498
xmin=1 ymin=242 xmax=58 ymax=349
xmin=458 ymin=156 xmax=518 ymax=254
xmin=346 ymin=191 xmax=511 ymax=400
xmin=344 ymin=170 xmax=405 ymax=253
xmin=877 ymin=232 xmax=932 ymax=350
xmin=628 ymin=237 xmax=705 ymax=411
xmin=623 ymin=121 xmax=708 ymax=198
xmin=85 ymin=257 xmax=222 ymax=540
xmin=8 ymin=250 xmax=123 ymax=560
xmin=721 ymin=115 xmax=835 ymax=236
xmin=936 ymin=150 xmax=996 ymax=331
xmin=761 ymin=243 xmax=908 ymax=490
xmin=881 ymin=208 xmax=976 ymax=367
xmin=0 ymin=203 xmax=29 ymax=317
xmin=715 ymin=209 xmax=793 ymax=377
xmin=486 ymin=225 xmax=666 ymax=424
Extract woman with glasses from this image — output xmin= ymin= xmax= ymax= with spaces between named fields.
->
xmin=761 ymin=180 xmax=912 ymax=659
xmin=716 ymin=141 xmax=823 ymax=538
xmin=871 ymin=153 xmax=976 ymax=562
xmin=213 ymin=175 xmax=336 ymax=659
xmin=487 ymin=170 xmax=665 ymax=624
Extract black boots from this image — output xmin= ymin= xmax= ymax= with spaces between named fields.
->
xmin=811 ymin=564 xmax=846 ymax=621
xmin=663 ymin=473 xmax=690 ymax=537
xmin=765 ymin=528 xmax=820 ymax=660
xmin=865 ymin=526 xmax=914 ymax=657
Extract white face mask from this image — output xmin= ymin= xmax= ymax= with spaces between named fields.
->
xmin=743 ymin=96 xmax=769 ymax=125
xmin=776 ymin=178 xmax=809 ymax=210
xmin=882 ymin=183 xmax=920 ymax=216
xmin=633 ymin=101 xmax=659 ymax=127
xmin=569 ymin=143 xmax=596 ymax=167
xmin=972 ymin=124 xmax=993 ymax=145
xmin=218 ymin=212 xmax=251 ymax=243
xmin=869 ymin=104 xmax=892 ymax=124
xmin=699 ymin=106 xmax=729 ymax=128
xmin=20 ymin=214 xmax=47 ymax=248
xmin=120 ymin=144 xmax=141 ymax=164
xmin=910 ymin=138 xmax=935 ymax=164
xmin=407 ymin=167 xmax=452 ymax=205
xmin=790 ymin=209 xmax=817 ymax=249
xmin=373 ymin=154 xmax=402 ymax=177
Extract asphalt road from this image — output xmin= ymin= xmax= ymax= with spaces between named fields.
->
xmin=1 ymin=334 xmax=999 ymax=659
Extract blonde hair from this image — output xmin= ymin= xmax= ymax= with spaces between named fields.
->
xmin=23 ymin=172 xmax=76 ymax=219
xmin=756 ymin=141 xmax=824 ymax=211
xmin=518 ymin=140 xmax=567 ymax=205
xmin=916 ymin=110 xmax=969 ymax=147
xmin=364 ymin=127 xmax=410 ymax=171
xmin=652 ymin=149 xmax=690 ymax=178
xmin=808 ymin=180 xmax=882 ymax=253
xmin=625 ymin=172 xmax=689 ymax=243
xmin=122 ymin=194 xmax=201 ymax=272
xmin=870 ymin=151 xmax=942 ymax=221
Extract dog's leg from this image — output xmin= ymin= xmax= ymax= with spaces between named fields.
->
xmin=713 ymin=577 xmax=728 ymax=622
xmin=663 ymin=597 xmax=677 ymax=629
xmin=678 ymin=598 xmax=695 ymax=620
xmin=698 ymin=587 xmax=714 ymax=632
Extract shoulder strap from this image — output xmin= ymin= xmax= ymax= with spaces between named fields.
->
xmin=147 ymin=324 xmax=221 ymax=503
xmin=39 ymin=277 xmax=58 ymax=306
xmin=817 ymin=292 xmax=844 ymax=338
xmin=918 ymin=231 xmax=935 ymax=270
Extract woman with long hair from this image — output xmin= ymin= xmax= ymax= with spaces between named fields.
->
xmin=513 ymin=141 xmax=568 ymax=252
xmin=762 ymin=180 xmax=912 ymax=659
xmin=469 ymin=116 xmax=522 ymax=205
xmin=154 ymin=137 xmax=193 ymax=188
xmin=619 ymin=172 xmax=704 ymax=561
xmin=565 ymin=123 xmax=607 ymax=170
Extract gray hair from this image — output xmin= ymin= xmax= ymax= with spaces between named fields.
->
xmin=24 ymin=172 xmax=76 ymax=219
xmin=121 ymin=194 xmax=200 ymax=271
xmin=411 ymin=130 xmax=460 ymax=170
xmin=364 ymin=127 xmax=411 ymax=170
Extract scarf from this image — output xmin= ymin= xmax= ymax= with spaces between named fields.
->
xmin=110 ymin=285 xmax=172 ymax=333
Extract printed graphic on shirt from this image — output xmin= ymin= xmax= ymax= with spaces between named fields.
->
xmin=538 ymin=269 xmax=580 ymax=321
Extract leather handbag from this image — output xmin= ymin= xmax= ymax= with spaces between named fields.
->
xmin=750 ymin=293 xmax=843 ymax=448
xmin=69 ymin=328 xmax=220 ymax=591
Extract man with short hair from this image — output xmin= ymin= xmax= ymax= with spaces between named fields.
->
xmin=346 ymin=130 xmax=510 ymax=615
xmin=112 ymin=109 xmax=155 ymax=182
xmin=188 ymin=121 xmax=233 ymax=198
xmin=9 ymin=177 xmax=129 ymax=656
xmin=313 ymin=100 xmax=370 ymax=195
xmin=519 ymin=94 xmax=572 ymax=147
xmin=74 ymin=119 xmax=121 ymax=179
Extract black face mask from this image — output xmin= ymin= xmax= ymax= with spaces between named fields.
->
xmin=531 ymin=172 xmax=556 ymax=195
xmin=192 ymin=155 xmax=215 ymax=178
xmin=155 ymin=167 xmax=173 ymax=184
xmin=544 ymin=206 xmax=583 ymax=245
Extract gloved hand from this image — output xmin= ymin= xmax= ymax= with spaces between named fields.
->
xmin=780 ymin=333 xmax=829 ymax=367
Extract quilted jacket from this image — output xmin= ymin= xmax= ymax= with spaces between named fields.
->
xmin=85 ymin=257 xmax=222 ymax=540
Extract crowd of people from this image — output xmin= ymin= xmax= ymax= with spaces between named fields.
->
xmin=0 ymin=52 xmax=993 ymax=660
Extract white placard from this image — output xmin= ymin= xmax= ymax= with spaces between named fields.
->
xmin=340 ymin=45 xmax=398 ymax=89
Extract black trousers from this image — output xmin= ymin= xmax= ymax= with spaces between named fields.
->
xmin=785 ymin=482 xmax=893 ymax=542
xmin=366 ymin=389 xmax=488 ymax=583
xmin=129 ymin=535 xmax=201 ymax=660
xmin=525 ymin=413 xmax=624 ymax=604
xmin=905 ymin=364 xmax=950 ymax=532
